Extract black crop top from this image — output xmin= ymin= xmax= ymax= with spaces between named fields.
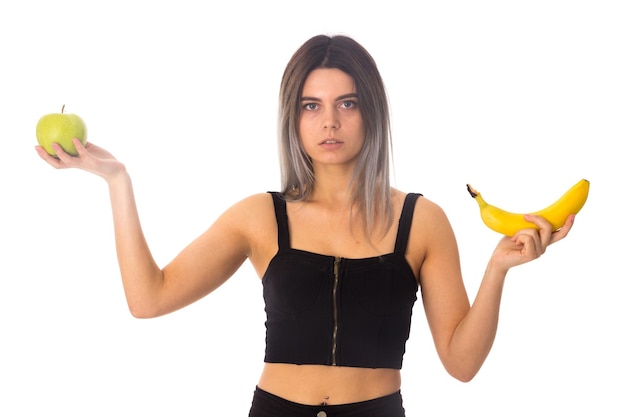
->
xmin=262 ymin=192 xmax=421 ymax=369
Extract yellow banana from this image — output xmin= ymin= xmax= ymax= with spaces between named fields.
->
xmin=467 ymin=179 xmax=590 ymax=236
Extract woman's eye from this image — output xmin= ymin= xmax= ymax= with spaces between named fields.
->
xmin=341 ymin=100 xmax=357 ymax=109
xmin=303 ymin=103 xmax=318 ymax=110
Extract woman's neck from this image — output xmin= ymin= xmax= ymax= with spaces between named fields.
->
xmin=308 ymin=162 xmax=357 ymax=204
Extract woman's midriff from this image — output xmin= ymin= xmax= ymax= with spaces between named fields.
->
xmin=257 ymin=363 xmax=402 ymax=406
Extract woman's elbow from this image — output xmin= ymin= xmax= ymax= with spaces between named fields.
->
xmin=443 ymin=361 xmax=482 ymax=383
xmin=126 ymin=299 xmax=163 ymax=319
xmin=450 ymin=369 xmax=477 ymax=383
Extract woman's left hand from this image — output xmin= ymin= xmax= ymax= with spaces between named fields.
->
xmin=490 ymin=213 xmax=575 ymax=272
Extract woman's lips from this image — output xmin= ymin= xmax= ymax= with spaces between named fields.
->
xmin=319 ymin=139 xmax=343 ymax=150
xmin=319 ymin=138 xmax=342 ymax=145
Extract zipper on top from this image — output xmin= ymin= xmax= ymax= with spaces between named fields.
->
xmin=331 ymin=256 xmax=341 ymax=366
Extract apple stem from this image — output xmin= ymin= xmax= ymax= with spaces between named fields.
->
xmin=62 ymin=104 xmax=65 ymax=114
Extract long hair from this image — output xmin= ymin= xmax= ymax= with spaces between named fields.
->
xmin=278 ymin=34 xmax=393 ymax=239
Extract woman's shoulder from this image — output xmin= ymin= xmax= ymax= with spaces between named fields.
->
xmin=215 ymin=192 xmax=278 ymax=245
xmin=224 ymin=192 xmax=276 ymax=219
xmin=239 ymin=191 xmax=277 ymax=204
xmin=392 ymin=189 xmax=451 ymax=235
xmin=393 ymin=188 xmax=446 ymax=215
xmin=227 ymin=193 xmax=279 ymax=268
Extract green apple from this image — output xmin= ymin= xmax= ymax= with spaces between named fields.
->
xmin=36 ymin=105 xmax=87 ymax=156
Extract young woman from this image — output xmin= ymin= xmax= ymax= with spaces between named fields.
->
xmin=36 ymin=34 xmax=575 ymax=417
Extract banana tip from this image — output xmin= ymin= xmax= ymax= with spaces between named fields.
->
xmin=466 ymin=184 xmax=478 ymax=198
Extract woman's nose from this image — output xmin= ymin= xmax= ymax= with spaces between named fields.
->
xmin=323 ymin=109 xmax=340 ymax=130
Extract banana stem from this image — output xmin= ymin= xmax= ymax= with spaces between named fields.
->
xmin=467 ymin=184 xmax=479 ymax=199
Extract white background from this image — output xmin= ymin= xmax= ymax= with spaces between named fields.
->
xmin=1 ymin=0 xmax=624 ymax=415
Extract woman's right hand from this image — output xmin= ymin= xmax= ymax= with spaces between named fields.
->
xmin=35 ymin=139 xmax=126 ymax=184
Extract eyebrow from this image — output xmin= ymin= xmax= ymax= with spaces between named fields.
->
xmin=300 ymin=93 xmax=359 ymax=102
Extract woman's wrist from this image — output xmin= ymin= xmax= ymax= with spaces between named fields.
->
xmin=105 ymin=165 xmax=130 ymax=189
xmin=484 ymin=257 xmax=508 ymax=285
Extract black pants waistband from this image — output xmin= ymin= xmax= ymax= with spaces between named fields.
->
xmin=248 ymin=386 xmax=406 ymax=417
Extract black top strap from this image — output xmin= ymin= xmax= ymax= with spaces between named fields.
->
xmin=394 ymin=193 xmax=422 ymax=255
xmin=269 ymin=192 xmax=290 ymax=251
xmin=270 ymin=191 xmax=422 ymax=256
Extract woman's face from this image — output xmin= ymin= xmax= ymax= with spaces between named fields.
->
xmin=298 ymin=68 xmax=365 ymax=170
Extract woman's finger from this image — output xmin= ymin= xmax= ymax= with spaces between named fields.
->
xmin=52 ymin=142 xmax=89 ymax=169
xmin=524 ymin=214 xmax=554 ymax=253
xmin=35 ymin=145 xmax=66 ymax=169
xmin=73 ymin=138 xmax=89 ymax=157
xmin=550 ymin=214 xmax=576 ymax=245
xmin=514 ymin=231 xmax=540 ymax=260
